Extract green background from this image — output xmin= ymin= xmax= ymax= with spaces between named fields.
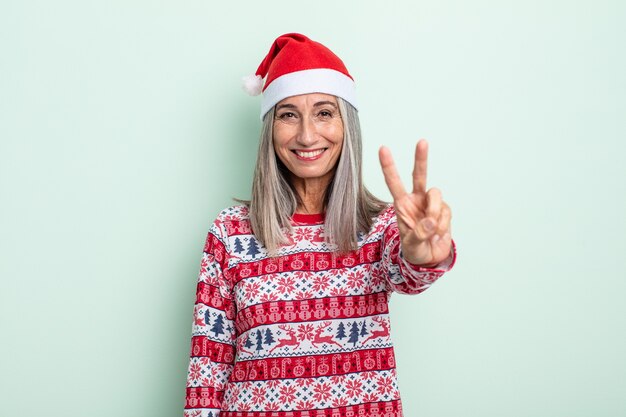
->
xmin=1 ymin=1 xmax=624 ymax=416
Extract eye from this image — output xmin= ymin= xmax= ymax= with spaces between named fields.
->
xmin=317 ymin=110 xmax=334 ymax=118
xmin=278 ymin=112 xmax=297 ymax=119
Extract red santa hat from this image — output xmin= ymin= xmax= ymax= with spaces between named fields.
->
xmin=242 ymin=33 xmax=358 ymax=119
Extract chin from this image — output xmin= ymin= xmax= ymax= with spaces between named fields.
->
xmin=290 ymin=169 xmax=334 ymax=181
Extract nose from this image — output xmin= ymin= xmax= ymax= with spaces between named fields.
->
xmin=296 ymin=115 xmax=318 ymax=147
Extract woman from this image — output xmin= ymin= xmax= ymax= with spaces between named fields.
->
xmin=184 ymin=33 xmax=456 ymax=417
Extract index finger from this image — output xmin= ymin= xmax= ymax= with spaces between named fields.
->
xmin=412 ymin=139 xmax=429 ymax=193
xmin=379 ymin=146 xmax=408 ymax=201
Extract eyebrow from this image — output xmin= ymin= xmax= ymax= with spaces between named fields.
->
xmin=276 ymin=103 xmax=297 ymax=111
xmin=275 ymin=101 xmax=338 ymax=111
xmin=313 ymin=101 xmax=338 ymax=109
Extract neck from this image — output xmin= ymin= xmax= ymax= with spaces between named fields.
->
xmin=290 ymin=173 xmax=333 ymax=214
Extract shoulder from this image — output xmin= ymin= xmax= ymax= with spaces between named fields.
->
xmin=372 ymin=203 xmax=396 ymax=227
xmin=209 ymin=204 xmax=251 ymax=239
xmin=214 ymin=204 xmax=250 ymax=223
xmin=361 ymin=203 xmax=396 ymax=243
xmin=375 ymin=203 xmax=395 ymax=220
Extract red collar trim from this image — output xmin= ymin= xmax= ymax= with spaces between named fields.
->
xmin=291 ymin=212 xmax=325 ymax=225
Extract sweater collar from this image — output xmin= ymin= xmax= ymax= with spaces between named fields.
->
xmin=291 ymin=212 xmax=325 ymax=225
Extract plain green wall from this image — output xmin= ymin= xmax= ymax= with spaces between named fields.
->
xmin=1 ymin=1 xmax=624 ymax=416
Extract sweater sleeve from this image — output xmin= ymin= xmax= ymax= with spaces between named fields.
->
xmin=184 ymin=214 xmax=237 ymax=417
xmin=380 ymin=213 xmax=457 ymax=295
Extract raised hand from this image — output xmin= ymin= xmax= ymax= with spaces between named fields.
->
xmin=379 ymin=139 xmax=452 ymax=266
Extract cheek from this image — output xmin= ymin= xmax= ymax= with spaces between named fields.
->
xmin=332 ymin=127 xmax=344 ymax=148
xmin=331 ymin=124 xmax=344 ymax=144
xmin=272 ymin=124 xmax=292 ymax=147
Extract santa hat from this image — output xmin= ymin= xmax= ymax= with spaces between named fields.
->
xmin=242 ymin=33 xmax=358 ymax=119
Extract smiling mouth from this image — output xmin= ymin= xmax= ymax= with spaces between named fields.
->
xmin=292 ymin=148 xmax=327 ymax=160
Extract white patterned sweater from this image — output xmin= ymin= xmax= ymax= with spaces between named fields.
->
xmin=183 ymin=204 xmax=456 ymax=417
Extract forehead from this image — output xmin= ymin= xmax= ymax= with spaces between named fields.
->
xmin=275 ymin=93 xmax=338 ymax=108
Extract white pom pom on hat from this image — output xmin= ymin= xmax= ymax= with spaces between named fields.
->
xmin=241 ymin=74 xmax=263 ymax=96
xmin=242 ymin=33 xmax=358 ymax=119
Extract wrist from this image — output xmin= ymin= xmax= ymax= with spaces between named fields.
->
xmin=399 ymin=249 xmax=435 ymax=267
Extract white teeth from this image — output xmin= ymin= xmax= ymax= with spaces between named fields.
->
xmin=295 ymin=149 xmax=325 ymax=158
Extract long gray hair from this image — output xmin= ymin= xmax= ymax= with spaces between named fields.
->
xmin=245 ymin=96 xmax=387 ymax=254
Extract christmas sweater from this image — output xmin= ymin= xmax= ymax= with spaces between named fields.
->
xmin=184 ymin=204 xmax=456 ymax=417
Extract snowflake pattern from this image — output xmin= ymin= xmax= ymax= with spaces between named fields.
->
xmin=221 ymin=371 xmax=400 ymax=412
xmin=234 ymin=265 xmax=386 ymax=309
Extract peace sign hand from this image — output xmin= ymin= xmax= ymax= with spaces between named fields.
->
xmin=379 ymin=139 xmax=453 ymax=267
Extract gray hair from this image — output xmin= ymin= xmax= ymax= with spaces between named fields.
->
xmin=245 ymin=96 xmax=387 ymax=254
